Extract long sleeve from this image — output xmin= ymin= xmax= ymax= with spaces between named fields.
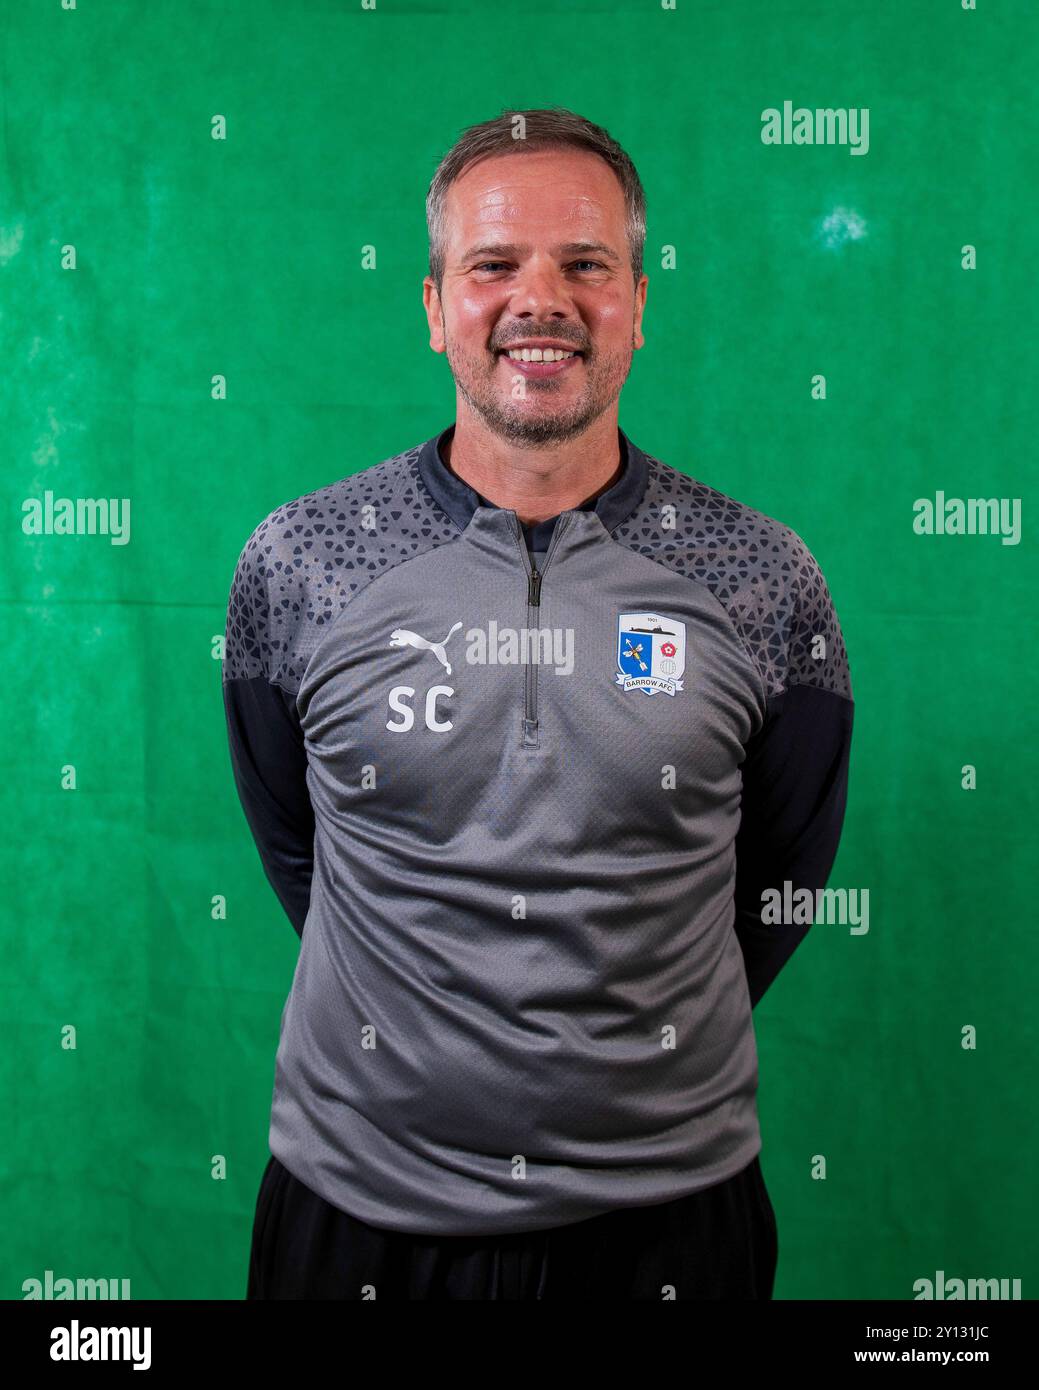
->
xmin=222 ymin=523 xmax=315 ymax=940
xmin=731 ymin=543 xmax=854 ymax=1007
xmin=223 ymin=674 xmax=315 ymax=939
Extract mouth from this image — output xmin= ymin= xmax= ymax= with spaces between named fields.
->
xmin=495 ymin=347 xmax=584 ymax=379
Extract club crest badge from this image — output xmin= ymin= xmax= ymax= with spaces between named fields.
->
xmin=616 ymin=612 xmax=686 ymax=696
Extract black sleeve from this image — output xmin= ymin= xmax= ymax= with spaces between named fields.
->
xmin=223 ymin=673 xmax=315 ymax=939
xmin=730 ymin=530 xmax=855 ymax=1008
xmin=732 ymin=683 xmax=854 ymax=1007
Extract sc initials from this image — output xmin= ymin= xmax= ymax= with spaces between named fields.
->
xmin=385 ymin=685 xmax=454 ymax=733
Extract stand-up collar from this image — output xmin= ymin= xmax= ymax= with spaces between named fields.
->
xmin=415 ymin=423 xmax=649 ymax=536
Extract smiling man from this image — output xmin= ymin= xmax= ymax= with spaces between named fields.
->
xmin=223 ymin=107 xmax=854 ymax=1301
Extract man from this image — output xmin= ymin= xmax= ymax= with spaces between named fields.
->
xmin=223 ymin=107 xmax=853 ymax=1301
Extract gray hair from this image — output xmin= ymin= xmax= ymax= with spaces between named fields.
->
xmin=425 ymin=107 xmax=647 ymax=295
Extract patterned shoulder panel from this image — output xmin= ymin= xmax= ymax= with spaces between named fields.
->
xmin=611 ymin=456 xmax=852 ymax=701
xmin=223 ymin=441 xmax=460 ymax=691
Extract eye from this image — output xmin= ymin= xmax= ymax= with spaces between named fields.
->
xmin=473 ymin=259 xmax=606 ymax=273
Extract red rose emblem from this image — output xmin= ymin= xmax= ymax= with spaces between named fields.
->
xmin=661 ymin=642 xmax=676 ymax=657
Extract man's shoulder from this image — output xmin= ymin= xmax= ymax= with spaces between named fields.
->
xmin=625 ymin=450 xmax=809 ymax=567
xmin=618 ymin=449 xmax=850 ymax=700
xmin=240 ymin=442 xmax=427 ymax=555
xmin=223 ymin=437 xmax=453 ymax=687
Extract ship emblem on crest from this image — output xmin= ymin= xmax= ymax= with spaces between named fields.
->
xmin=615 ymin=612 xmax=686 ymax=696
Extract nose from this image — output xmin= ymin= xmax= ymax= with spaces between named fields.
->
xmin=506 ymin=254 xmax=576 ymax=321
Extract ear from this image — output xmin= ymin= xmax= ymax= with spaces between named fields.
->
xmin=632 ymin=273 xmax=648 ymax=351
xmin=423 ymin=277 xmax=446 ymax=354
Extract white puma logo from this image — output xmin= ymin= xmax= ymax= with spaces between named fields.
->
xmin=389 ymin=621 xmax=463 ymax=675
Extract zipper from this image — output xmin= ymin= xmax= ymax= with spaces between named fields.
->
xmin=519 ymin=513 xmax=570 ymax=748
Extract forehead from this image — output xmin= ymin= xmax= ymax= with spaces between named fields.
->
xmin=443 ymin=148 xmax=625 ymax=249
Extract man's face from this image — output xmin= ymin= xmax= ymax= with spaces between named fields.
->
xmin=423 ymin=148 xmax=648 ymax=446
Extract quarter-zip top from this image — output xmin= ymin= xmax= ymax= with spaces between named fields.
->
xmin=222 ymin=425 xmax=854 ymax=1237
xmin=515 ymin=510 xmax=570 ymax=747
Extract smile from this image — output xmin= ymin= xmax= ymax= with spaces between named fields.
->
xmin=496 ymin=350 xmax=583 ymax=378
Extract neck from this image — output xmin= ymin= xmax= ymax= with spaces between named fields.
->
xmin=442 ymin=412 xmax=623 ymax=525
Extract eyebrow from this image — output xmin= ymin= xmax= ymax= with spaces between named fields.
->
xmin=459 ymin=240 xmax=623 ymax=266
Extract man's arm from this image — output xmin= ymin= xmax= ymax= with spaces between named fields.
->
xmin=732 ymin=541 xmax=854 ymax=1007
xmin=222 ymin=531 xmax=315 ymax=939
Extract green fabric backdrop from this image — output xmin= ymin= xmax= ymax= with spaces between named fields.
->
xmin=3 ymin=0 xmax=1035 ymax=1299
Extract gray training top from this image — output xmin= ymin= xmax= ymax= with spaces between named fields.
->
xmin=222 ymin=424 xmax=854 ymax=1236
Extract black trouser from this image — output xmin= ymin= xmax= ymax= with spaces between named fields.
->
xmin=246 ymin=1152 xmax=778 ymax=1300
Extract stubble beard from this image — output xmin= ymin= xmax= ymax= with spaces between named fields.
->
xmin=444 ymin=333 xmax=634 ymax=448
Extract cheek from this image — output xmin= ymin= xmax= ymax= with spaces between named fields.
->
xmin=454 ymin=288 xmax=503 ymax=326
xmin=589 ymin=298 xmax=630 ymax=337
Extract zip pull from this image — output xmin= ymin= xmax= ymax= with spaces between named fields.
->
xmin=528 ymin=566 xmax=542 ymax=607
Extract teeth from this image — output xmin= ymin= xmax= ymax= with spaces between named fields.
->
xmin=505 ymin=348 xmax=576 ymax=362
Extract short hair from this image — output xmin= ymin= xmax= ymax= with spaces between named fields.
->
xmin=425 ymin=107 xmax=647 ymax=295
